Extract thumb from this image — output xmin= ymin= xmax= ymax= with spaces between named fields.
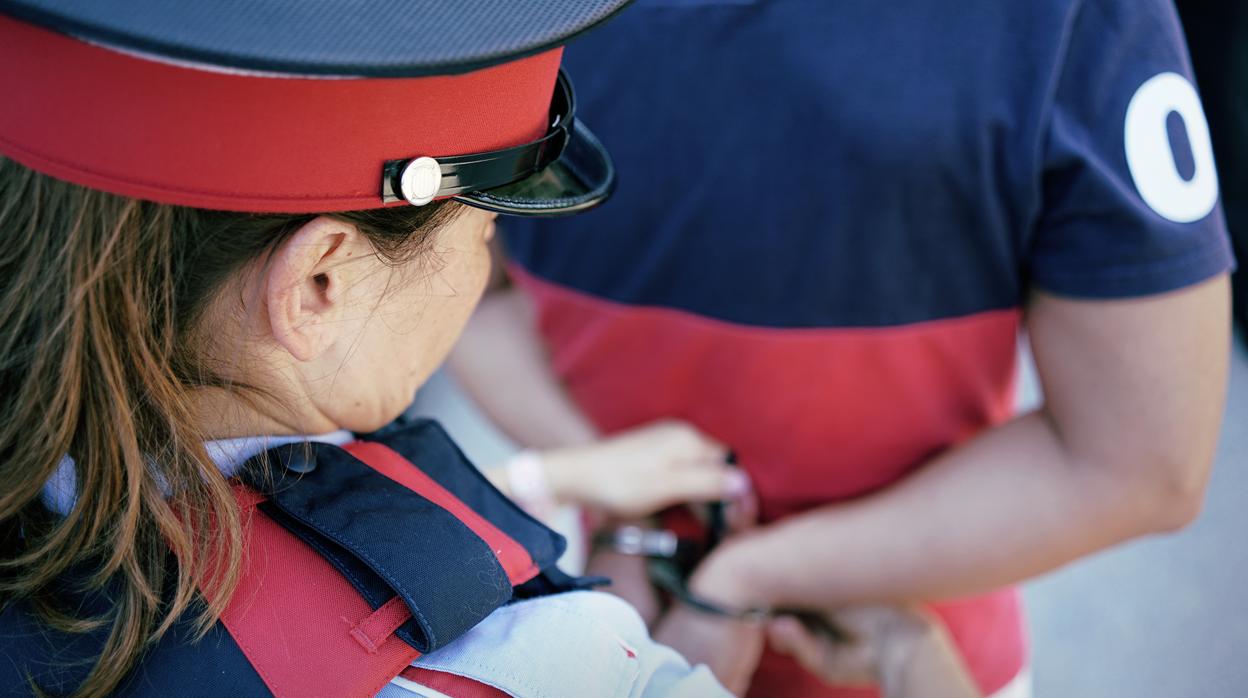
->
xmin=767 ymin=616 xmax=827 ymax=670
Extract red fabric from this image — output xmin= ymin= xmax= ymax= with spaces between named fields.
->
xmin=217 ymin=442 xmax=544 ymax=696
xmin=344 ymin=441 xmax=541 ymax=585
xmin=0 ymin=15 xmax=560 ymax=212
xmin=514 ymin=268 xmax=1028 ymax=697
xmin=749 ymin=590 xmax=1026 ymax=698
xmin=400 ymin=667 xmax=513 ymax=698
xmin=350 ymin=596 xmax=415 ymax=655
xmin=514 ymin=267 xmax=1021 ymax=519
xmin=218 ymin=485 xmax=421 ymax=698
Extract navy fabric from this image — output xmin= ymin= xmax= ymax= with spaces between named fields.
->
xmin=504 ymin=0 xmax=1233 ymax=328
xmin=241 ymin=420 xmax=577 ymax=653
xmin=247 ymin=443 xmax=511 ymax=654
xmin=364 ymin=419 xmax=566 ymax=566
xmin=1 ymin=0 xmax=632 ymax=76
xmin=361 ymin=419 xmax=605 ymax=603
xmin=255 ymin=500 xmax=436 ymax=651
xmin=0 ymin=590 xmax=111 ymax=696
xmin=113 ymin=620 xmax=268 ymax=697
xmin=1029 ymin=0 xmax=1234 ymax=296
xmin=0 ymin=579 xmax=268 ymax=697
xmin=1175 ymin=1 xmax=1248 ymax=330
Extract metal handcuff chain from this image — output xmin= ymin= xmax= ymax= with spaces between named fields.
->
xmin=593 ymin=450 xmax=851 ymax=640
xmin=645 ymin=552 xmax=850 ymax=641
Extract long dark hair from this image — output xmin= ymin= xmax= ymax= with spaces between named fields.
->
xmin=0 ymin=156 xmax=460 ymax=697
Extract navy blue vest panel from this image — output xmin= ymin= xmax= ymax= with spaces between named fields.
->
xmin=0 ymin=587 xmax=269 ymax=697
xmin=360 ymin=418 xmax=566 ymax=568
xmin=246 ymin=440 xmax=515 ymax=654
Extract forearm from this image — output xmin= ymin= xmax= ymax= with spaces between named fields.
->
xmin=456 ymin=297 xmax=659 ymax=615
xmin=708 ymin=409 xmax=1197 ymax=609
xmin=588 ymin=549 xmax=663 ymax=625
xmin=448 ymin=288 xmax=599 ymax=449
xmin=699 ymin=282 xmax=1230 ymax=610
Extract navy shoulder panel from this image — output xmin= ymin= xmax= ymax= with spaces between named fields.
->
xmin=1 ymin=592 xmax=267 ymax=697
xmin=1 ymin=597 xmax=100 ymax=696
xmin=367 ymin=418 xmax=567 ymax=566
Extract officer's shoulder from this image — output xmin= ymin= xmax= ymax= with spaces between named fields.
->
xmin=0 ymin=599 xmax=100 ymax=696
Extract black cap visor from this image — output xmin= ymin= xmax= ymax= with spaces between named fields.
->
xmin=456 ymin=120 xmax=616 ymax=218
xmin=381 ymin=70 xmax=616 ymax=218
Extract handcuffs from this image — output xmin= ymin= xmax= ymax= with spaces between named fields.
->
xmin=591 ymin=454 xmax=848 ymax=640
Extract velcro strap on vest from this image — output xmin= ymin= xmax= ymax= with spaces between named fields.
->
xmin=239 ymin=419 xmax=574 ymax=653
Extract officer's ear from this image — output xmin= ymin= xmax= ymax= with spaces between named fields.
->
xmin=264 ymin=215 xmax=363 ymax=362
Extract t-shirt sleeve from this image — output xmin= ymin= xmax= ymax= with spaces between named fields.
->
xmin=1028 ymin=0 xmax=1234 ymax=298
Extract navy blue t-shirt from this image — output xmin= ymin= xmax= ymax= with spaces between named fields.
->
xmin=509 ymin=0 xmax=1232 ymax=326
xmin=503 ymin=2 xmax=1232 ymax=696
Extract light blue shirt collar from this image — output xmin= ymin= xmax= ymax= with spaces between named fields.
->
xmin=40 ymin=430 xmax=355 ymax=516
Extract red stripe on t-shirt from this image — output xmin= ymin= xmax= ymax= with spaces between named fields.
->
xmin=512 ymin=267 xmax=1027 ymax=697
xmin=513 ymin=265 xmax=1020 ymax=519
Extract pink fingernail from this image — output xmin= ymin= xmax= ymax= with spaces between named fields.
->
xmin=725 ymin=471 xmax=752 ymax=497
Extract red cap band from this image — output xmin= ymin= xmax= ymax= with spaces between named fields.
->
xmin=0 ymin=15 xmax=561 ymax=212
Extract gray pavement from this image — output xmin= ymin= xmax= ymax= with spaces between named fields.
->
xmin=1024 ymin=337 xmax=1248 ymax=697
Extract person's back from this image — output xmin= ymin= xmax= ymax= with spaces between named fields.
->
xmin=497 ymin=1 xmax=1233 ymax=696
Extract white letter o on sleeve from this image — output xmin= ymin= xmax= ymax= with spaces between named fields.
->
xmin=1124 ymin=72 xmax=1219 ymax=223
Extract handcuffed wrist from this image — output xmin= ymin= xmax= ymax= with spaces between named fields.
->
xmin=650 ymin=557 xmax=771 ymax=625
xmin=688 ymin=539 xmax=767 ymax=609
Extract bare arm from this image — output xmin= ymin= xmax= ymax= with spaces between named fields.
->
xmin=695 ymin=276 xmax=1231 ymax=608
xmin=452 ymin=287 xmax=742 ymax=521
xmin=449 ymin=285 xmax=720 ymax=622
xmin=448 ymin=287 xmax=601 ymax=449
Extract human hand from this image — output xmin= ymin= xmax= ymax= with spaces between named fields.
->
xmin=653 ymin=605 xmax=766 ymax=696
xmin=587 ymin=549 xmax=664 ymax=626
xmin=646 ymin=536 xmax=772 ymax=695
xmin=542 ymin=420 xmax=749 ymax=519
xmin=767 ymin=606 xmax=980 ymax=698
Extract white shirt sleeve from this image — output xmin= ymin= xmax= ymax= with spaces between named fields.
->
xmin=377 ymin=590 xmax=730 ymax=698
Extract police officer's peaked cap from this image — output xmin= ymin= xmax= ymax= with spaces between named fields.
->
xmin=0 ymin=0 xmax=630 ymax=215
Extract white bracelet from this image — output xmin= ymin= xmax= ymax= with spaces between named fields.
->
xmin=505 ymin=450 xmax=557 ymax=518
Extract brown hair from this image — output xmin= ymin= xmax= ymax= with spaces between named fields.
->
xmin=0 ymin=156 xmax=460 ymax=696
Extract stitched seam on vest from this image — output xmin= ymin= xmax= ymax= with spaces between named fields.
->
xmin=285 ymin=512 xmax=441 ymax=649
xmin=350 ymin=596 xmax=412 ymax=653
xmin=295 ymin=528 xmax=389 ymax=609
